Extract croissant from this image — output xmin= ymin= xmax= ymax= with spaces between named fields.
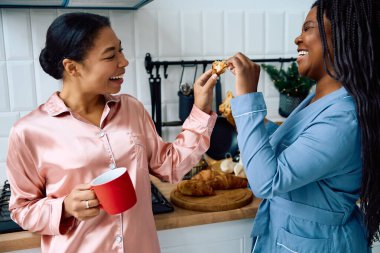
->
xmin=177 ymin=179 xmax=214 ymax=196
xmin=219 ymin=91 xmax=235 ymax=127
xmin=192 ymin=169 xmax=248 ymax=190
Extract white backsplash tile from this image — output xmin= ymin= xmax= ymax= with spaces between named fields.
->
xmin=245 ymin=11 xmax=265 ymax=55
xmin=265 ymin=12 xmax=285 ymax=55
xmin=225 ymin=11 xmax=244 ymax=56
xmin=2 ymin=9 xmax=33 ymax=60
xmin=203 ymin=11 xmax=224 ymax=57
xmin=0 ymin=112 xmax=19 ymax=137
xmin=0 ymin=162 xmax=7 ymax=186
xmin=285 ymin=12 xmax=304 ymax=55
xmin=0 ymin=12 xmax=5 ymax=61
xmin=7 ymin=61 xmax=37 ymax=111
xmin=0 ymin=62 xmax=10 ymax=112
xmin=134 ymin=10 xmax=158 ymax=58
xmin=30 ymin=9 xmax=58 ymax=60
xmin=181 ymin=11 xmax=203 ymax=57
xmin=34 ymin=60 xmax=61 ymax=105
xmin=158 ymin=11 xmax=181 ymax=58
xmin=19 ymin=111 xmax=32 ymax=118
xmin=136 ymin=58 xmax=152 ymax=104
xmin=110 ymin=10 xmax=135 ymax=60
xmin=0 ymin=137 xmax=8 ymax=163
xmin=161 ymin=65 xmax=184 ymax=103
xmin=165 ymin=102 xmax=179 ymax=122
xmin=119 ymin=59 xmax=137 ymax=98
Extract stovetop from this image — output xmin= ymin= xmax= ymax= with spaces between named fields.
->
xmin=0 ymin=180 xmax=173 ymax=234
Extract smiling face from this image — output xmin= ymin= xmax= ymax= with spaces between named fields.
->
xmin=294 ymin=6 xmax=333 ymax=81
xmin=74 ymin=27 xmax=129 ymax=95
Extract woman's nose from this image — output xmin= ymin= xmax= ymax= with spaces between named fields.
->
xmin=119 ymin=55 xmax=129 ymax=68
xmin=294 ymin=35 xmax=302 ymax=45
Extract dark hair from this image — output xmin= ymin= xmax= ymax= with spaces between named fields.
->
xmin=39 ymin=12 xmax=110 ymax=79
xmin=312 ymin=0 xmax=380 ymax=245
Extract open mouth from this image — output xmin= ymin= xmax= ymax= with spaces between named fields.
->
xmin=298 ymin=50 xmax=309 ymax=57
xmin=109 ymin=74 xmax=124 ymax=80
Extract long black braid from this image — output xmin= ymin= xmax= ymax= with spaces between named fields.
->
xmin=313 ymin=0 xmax=380 ymax=245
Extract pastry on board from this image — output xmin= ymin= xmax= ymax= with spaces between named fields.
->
xmin=177 ymin=179 xmax=214 ymax=196
xmin=177 ymin=169 xmax=248 ymax=196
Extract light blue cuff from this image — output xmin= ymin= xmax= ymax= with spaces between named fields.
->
xmin=230 ymin=92 xmax=266 ymax=117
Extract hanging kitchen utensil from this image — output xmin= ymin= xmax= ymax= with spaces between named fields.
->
xmin=179 ymin=66 xmax=191 ymax=96
xmin=178 ymin=65 xmax=195 ymax=122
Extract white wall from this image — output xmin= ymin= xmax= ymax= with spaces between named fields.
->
xmin=0 ymin=0 xmax=315 ymax=184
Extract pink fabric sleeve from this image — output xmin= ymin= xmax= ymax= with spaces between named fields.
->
xmin=6 ymin=127 xmax=76 ymax=235
xmin=145 ymin=105 xmax=217 ymax=183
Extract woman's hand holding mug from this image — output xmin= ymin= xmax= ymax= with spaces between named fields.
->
xmin=63 ymin=184 xmax=100 ymax=221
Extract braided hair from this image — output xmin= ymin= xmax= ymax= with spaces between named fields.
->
xmin=312 ymin=0 xmax=380 ymax=245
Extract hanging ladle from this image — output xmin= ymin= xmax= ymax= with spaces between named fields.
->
xmin=179 ymin=66 xmax=191 ymax=96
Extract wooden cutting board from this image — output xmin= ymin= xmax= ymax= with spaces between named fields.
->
xmin=170 ymin=188 xmax=254 ymax=212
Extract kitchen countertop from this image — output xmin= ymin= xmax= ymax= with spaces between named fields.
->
xmin=0 ymin=175 xmax=260 ymax=252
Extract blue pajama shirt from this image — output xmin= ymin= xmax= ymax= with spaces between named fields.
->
xmin=231 ymin=87 xmax=370 ymax=253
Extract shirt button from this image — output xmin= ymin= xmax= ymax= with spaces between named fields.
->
xmin=109 ymin=163 xmax=116 ymax=170
xmin=115 ymin=235 xmax=123 ymax=243
xmin=98 ymin=131 xmax=105 ymax=137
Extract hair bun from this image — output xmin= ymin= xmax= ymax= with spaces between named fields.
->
xmin=39 ymin=47 xmax=63 ymax=80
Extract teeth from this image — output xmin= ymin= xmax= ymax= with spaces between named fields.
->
xmin=298 ymin=50 xmax=309 ymax=56
xmin=110 ymin=75 xmax=123 ymax=80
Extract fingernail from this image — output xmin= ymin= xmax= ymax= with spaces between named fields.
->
xmin=212 ymin=74 xmax=218 ymax=80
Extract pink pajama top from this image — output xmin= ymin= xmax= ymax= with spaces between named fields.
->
xmin=6 ymin=92 xmax=217 ymax=253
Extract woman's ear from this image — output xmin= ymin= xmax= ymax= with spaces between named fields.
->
xmin=62 ymin=58 xmax=79 ymax=77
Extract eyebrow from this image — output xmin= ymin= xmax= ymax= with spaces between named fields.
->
xmin=101 ymin=40 xmax=122 ymax=55
xmin=303 ymin=20 xmax=316 ymax=27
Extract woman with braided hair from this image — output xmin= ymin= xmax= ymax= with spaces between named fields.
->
xmin=227 ymin=0 xmax=379 ymax=252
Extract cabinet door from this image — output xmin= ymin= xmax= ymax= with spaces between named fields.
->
xmin=158 ymin=219 xmax=253 ymax=253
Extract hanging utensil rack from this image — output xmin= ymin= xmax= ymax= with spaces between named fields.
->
xmin=144 ymin=53 xmax=296 ymax=136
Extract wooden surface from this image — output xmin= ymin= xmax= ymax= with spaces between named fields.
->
xmin=0 ymin=175 xmax=261 ymax=252
xmin=170 ymin=188 xmax=253 ymax=212
xmin=0 ymin=231 xmax=40 ymax=253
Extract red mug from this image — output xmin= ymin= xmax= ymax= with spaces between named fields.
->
xmin=91 ymin=167 xmax=137 ymax=215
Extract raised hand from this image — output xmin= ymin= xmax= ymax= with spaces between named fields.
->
xmin=227 ymin=52 xmax=260 ymax=96
xmin=193 ymin=69 xmax=218 ymax=114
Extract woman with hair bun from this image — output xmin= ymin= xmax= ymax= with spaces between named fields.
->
xmin=6 ymin=12 xmax=218 ymax=253
xmin=227 ymin=0 xmax=379 ymax=252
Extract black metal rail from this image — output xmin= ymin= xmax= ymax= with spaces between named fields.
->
xmin=144 ymin=53 xmax=296 ymax=136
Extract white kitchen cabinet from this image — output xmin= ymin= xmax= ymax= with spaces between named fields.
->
xmin=158 ymin=219 xmax=253 ymax=253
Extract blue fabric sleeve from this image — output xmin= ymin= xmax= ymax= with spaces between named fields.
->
xmin=265 ymin=120 xmax=279 ymax=136
xmin=231 ymin=92 xmax=359 ymax=199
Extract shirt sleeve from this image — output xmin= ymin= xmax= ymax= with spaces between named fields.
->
xmin=144 ymin=105 xmax=217 ymax=183
xmin=231 ymin=92 xmax=359 ymax=199
xmin=6 ymin=127 xmax=77 ymax=235
xmin=265 ymin=119 xmax=279 ymax=136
